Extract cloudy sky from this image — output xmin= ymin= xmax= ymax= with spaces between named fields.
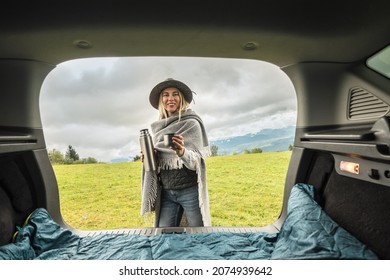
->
xmin=40 ymin=57 xmax=297 ymax=163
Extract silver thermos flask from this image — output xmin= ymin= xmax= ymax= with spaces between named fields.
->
xmin=139 ymin=128 xmax=157 ymax=171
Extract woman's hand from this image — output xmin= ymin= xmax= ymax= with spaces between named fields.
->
xmin=172 ymin=135 xmax=185 ymax=157
xmin=140 ymin=149 xmax=157 ymax=162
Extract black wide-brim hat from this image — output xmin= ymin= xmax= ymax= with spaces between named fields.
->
xmin=149 ymin=78 xmax=193 ymax=109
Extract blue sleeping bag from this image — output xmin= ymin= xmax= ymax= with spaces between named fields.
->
xmin=0 ymin=184 xmax=378 ymax=260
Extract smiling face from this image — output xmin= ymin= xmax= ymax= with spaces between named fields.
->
xmin=161 ymin=87 xmax=182 ymax=117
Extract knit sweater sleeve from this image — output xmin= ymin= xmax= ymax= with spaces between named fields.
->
xmin=180 ymin=148 xmax=200 ymax=171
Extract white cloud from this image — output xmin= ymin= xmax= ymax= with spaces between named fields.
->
xmin=40 ymin=57 xmax=296 ymax=162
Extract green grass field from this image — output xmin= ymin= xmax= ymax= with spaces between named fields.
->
xmin=53 ymin=151 xmax=291 ymax=230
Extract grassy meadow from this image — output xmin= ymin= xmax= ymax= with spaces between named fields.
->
xmin=53 ymin=151 xmax=291 ymax=230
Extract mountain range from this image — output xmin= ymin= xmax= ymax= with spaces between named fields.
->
xmin=112 ymin=126 xmax=295 ymax=163
xmin=209 ymin=126 xmax=295 ymax=156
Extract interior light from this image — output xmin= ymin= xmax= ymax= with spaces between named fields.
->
xmin=340 ymin=161 xmax=360 ymax=175
xmin=242 ymin=41 xmax=258 ymax=51
xmin=73 ymin=40 xmax=92 ymax=49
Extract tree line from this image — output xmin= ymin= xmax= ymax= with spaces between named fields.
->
xmin=211 ymin=144 xmax=293 ymax=157
xmin=48 ymin=145 xmax=98 ymax=164
xmin=49 ymin=144 xmax=294 ymax=164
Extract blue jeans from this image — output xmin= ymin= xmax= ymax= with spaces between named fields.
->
xmin=158 ymin=186 xmax=203 ymax=227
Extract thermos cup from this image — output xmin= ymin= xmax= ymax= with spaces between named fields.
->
xmin=163 ymin=133 xmax=175 ymax=147
xmin=139 ymin=129 xmax=157 ymax=171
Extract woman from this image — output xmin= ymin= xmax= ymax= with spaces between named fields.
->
xmin=141 ymin=78 xmax=211 ymax=227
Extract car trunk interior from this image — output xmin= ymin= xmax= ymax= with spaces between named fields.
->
xmin=1 ymin=58 xmax=389 ymax=259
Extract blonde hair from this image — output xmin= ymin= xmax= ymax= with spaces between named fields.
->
xmin=158 ymin=89 xmax=190 ymax=120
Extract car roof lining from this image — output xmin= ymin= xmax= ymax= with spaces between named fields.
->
xmin=1 ymin=1 xmax=389 ymax=66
